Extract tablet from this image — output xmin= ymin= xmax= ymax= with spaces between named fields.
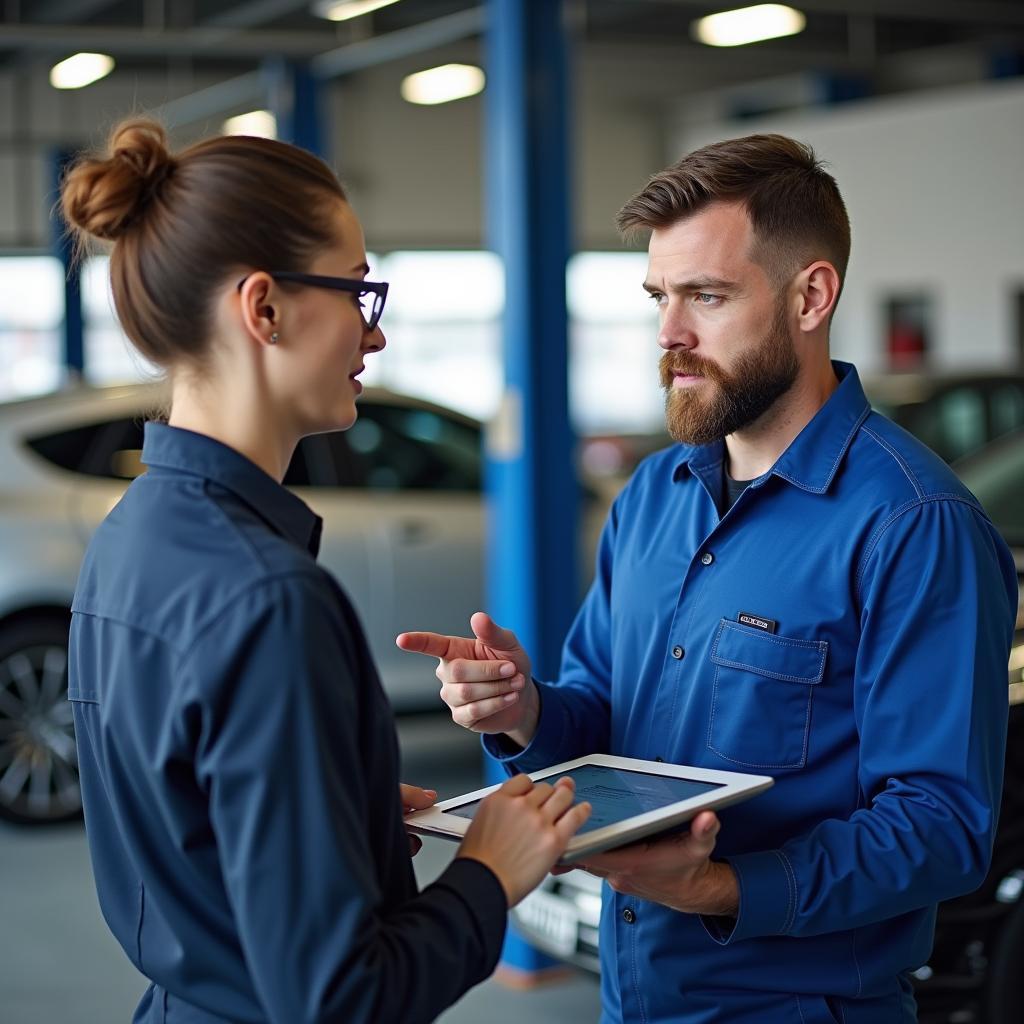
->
xmin=404 ymin=754 xmax=773 ymax=863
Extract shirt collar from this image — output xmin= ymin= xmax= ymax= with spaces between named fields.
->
xmin=671 ymin=361 xmax=871 ymax=494
xmin=141 ymin=422 xmax=323 ymax=556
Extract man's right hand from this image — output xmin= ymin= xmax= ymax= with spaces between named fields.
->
xmin=395 ymin=612 xmax=541 ymax=747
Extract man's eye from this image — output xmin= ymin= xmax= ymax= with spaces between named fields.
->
xmin=647 ymin=292 xmax=665 ymax=305
xmin=695 ymin=293 xmax=721 ymax=306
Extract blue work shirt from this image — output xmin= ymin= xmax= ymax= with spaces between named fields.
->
xmin=487 ymin=362 xmax=1018 ymax=1024
xmin=69 ymin=423 xmax=507 ymax=1024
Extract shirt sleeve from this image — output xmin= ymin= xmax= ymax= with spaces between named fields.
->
xmin=186 ymin=572 xmax=507 ymax=1024
xmin=711 ymin=497 xmax=1018 ymax=943
xmin=483 ymin=497 xmax=620 ymax=773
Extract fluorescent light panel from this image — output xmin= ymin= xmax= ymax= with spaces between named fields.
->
xmin=693 ymin=4 xmax=806 ymax=47
xmin=401 ymin=64 xmax=485 ymax=106
xmin=50 ymin=52 xmax=115 ymax=89
xmin=222 ymin=110 xmax=278 ymax=139
xmin=313 ymin=0 xmax=402 ymax=21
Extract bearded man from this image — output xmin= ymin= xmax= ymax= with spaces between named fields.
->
xmin=398 ymin=135 xmax=1018 ymax=1024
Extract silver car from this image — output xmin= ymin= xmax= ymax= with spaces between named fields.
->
xmin=0 ymin=383 xmax=492 ymax=824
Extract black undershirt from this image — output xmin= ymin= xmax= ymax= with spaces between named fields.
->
xmin=721 ymin=463 xmax=753 ymax=514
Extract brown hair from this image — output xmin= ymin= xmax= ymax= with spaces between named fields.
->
xmin=617 ymin=134 xmax=850 ymax=297
xmin=60 ymin=119 xmax=348 ymax=368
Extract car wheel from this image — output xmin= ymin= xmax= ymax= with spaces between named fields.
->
xmin=0 ymin=614 xmax=81 ymax=825
xmin=987 ymin=896 xmax=1024 ymax=1023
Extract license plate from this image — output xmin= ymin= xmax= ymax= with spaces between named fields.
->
xmin=512 ymin=889 xmax=579 ymax=958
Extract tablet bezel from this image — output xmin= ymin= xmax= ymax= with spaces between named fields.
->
xmin=403 ymin=753 xmax=773 ymax=863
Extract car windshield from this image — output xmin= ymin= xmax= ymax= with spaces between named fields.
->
xmin=955 ymin=431 xmax=1024 ymax=547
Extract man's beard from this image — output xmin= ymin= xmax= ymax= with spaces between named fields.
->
xmin=660 ymin=301 xmax=799 ymax=446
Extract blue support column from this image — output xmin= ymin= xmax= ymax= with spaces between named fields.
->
xmin=52 ymin=149 xmax=84 ymax=382
xmin=263 ymin=59 xmax=326 ymax=157
xmin=484 ymin=0 xmax=578 ymax=981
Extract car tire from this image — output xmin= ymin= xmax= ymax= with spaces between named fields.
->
xmin=987 ymin=895 xmax=1024 ymax=1023
xmin=0 ymin=613 xmax=81 ymax=825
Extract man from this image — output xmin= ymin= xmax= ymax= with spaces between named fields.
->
xmin=397 ymin=134 xmax=1018 ymax=1023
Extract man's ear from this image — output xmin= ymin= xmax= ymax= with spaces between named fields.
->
xmin=794 ymin=261 xmax=840 ymax=333
xmin=237 ymin=272 xmax=279 ymax=348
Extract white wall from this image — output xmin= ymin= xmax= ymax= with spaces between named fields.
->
xmin=672 ymin=79 xmax=1024 ymax=373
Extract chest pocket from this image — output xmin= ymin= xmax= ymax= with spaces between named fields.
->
xmin=707 ymin=619 xmax=827 ymax=770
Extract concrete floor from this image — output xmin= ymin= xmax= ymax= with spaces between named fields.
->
xmin=0 ymin=712 xmax=601 ymax=1024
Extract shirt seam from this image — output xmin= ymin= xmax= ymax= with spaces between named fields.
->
xmin=178 ymin=568 xmax=335 ymax=670
xmin=776 ymin=849 xmax=798 ymax=933
xmin=860 ymin=425 xmax=924 ymax=498
xmin=854 ymin=494 xmax=988 ymax=598
xmin=73 ymin=569 xmax=330 ymax=662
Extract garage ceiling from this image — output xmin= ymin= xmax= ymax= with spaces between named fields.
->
xmin=2 ymin=0 xmax=1023 ymax=89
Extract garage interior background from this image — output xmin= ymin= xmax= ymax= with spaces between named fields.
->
xmin=1 ymin=0 xmax=1024 ymax=429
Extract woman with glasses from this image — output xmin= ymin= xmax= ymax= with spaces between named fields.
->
xmin=60 ymin=119 xmax=589 ymax=1024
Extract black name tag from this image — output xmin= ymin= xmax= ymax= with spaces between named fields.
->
xmin=737 ymin=611 xmax=777 ymax=634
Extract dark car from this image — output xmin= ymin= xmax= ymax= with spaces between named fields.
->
xmin=864 ymin=371 xmax=1024 ymax=464
xmin=513 ymin=428 xmax=1024 ymax=1024
xmin=579 ymin=370 xmax=1024 ymax=482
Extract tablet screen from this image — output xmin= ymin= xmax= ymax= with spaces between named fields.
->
xmin=447 ymin=764 xmax=724 ymax=835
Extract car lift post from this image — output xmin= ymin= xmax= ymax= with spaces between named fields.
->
xmin=483 ymin=0 xmax=580 ymax=984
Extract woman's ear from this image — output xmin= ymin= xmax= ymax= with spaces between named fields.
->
xmin=794 ymin=260 xmax=840 ymax=334
xmin=237 ymin=272 xmax=279 ymax=348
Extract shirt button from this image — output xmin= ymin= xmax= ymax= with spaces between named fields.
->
xmin=700 ymin=552 xmax=714 ymax=566
xmin=671 ymin=645 xmax=684 ymax=660
xmin=623 ymin=908 xmax=636 ymax=924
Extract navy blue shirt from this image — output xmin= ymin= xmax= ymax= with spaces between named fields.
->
xmin=487 ymin=363 xmax=1018 ymax=1024
xmin=69 ymin=423 xmax=507 ymax=1024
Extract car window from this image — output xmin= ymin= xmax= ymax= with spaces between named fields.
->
xmin=283 ymin=436 xmax=339 ymax=489
xmin=991 ymin=383 xmax=1024 ymax=440
xmin=898 ymin=388 xmax=986 ymax=462
xmin=26 ymin=416 xmax=146 ymax=480
xmin=958 ymin=435 xmax=1024 ymax=546
xmin=324 ymin=402 xmax=481 ymax=491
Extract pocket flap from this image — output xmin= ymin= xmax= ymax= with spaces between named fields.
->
xmin=710 ymin=619 xmax=827 ymax=684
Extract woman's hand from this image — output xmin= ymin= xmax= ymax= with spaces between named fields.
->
xmin=400 ymin=783 xmax=438 ymax=857
xmin=457 ymin=774 xmax=591 ymax=906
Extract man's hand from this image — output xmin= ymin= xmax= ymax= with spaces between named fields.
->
xmin=396 ymin=612 xmax=540 ymax=747
xmin=400 ymin=783 xmax=438 ymax=857
xmin=570 ymin=811 xmax=738 ymax=917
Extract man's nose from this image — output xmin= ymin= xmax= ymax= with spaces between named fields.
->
xmin=657 ymin=304 xmax=697 ymax=351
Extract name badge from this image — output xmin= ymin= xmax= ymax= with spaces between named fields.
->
xmin=737 ymin=611 xmax=777 ymax=634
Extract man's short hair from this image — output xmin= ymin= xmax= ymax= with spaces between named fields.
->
xmin=617 ymin=134 xmax=851 ymax=297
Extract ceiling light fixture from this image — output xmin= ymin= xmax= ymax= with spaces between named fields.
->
xmin=313 ymin=0 xmax=403 ymax=21
xmin=222 ymin=110 xmax=278 ymax=139
xmin=692 ymin=4 xmax=806 ymax=47
xmin=49 ymin=52 xmax=115 ymax=90
xmin=401 ymin=63 xmax=485 ymax=106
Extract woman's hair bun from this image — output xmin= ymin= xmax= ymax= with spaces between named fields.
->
xmin=61 ymin=119 xmax=177 ymax=242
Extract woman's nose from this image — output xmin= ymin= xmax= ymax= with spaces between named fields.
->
xmin=364 ymin=324 xmax=386 ymax=352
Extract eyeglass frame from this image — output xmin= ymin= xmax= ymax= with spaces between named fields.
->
xmin=235 ymin=271 xmax=389 ymax=332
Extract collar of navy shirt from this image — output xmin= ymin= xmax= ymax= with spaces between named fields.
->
xmin=671 ymin=360 xmax=872 ymax=496
xmin=140 ymin=422 xmax=324 ymax=557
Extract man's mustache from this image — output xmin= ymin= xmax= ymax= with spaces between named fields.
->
xmin=659 ymin=351 xmax=726 ymax=386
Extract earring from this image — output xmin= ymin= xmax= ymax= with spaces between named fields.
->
xmin=270 ymin=332 xmax=279 ymax=344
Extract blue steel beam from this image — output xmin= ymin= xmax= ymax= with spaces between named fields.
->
xmin=264 ymin=59 xmax=325 ymax=158
xmin=483 ymin=0 xmax=578 ymax=978
xmin=52 ymin=149 xmax=84 ymax=380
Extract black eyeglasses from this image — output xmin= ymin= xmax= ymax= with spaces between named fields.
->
xmin=236 ymin=271 xmax=389 ymax=331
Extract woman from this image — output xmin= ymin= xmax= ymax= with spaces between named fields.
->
xmin=61 ymin=119 xmax=589 ymax=1024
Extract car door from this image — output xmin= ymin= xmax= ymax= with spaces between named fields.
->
xmin=319 ymin=401 xmax=484 ymax=712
